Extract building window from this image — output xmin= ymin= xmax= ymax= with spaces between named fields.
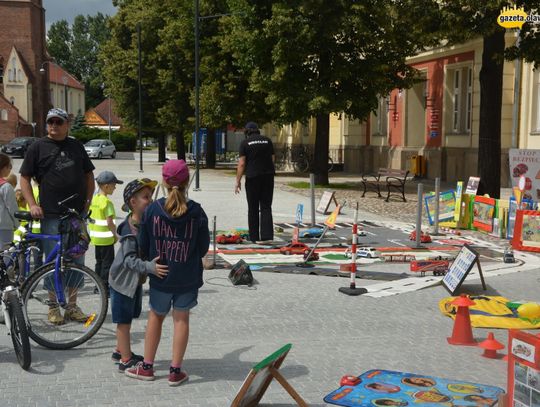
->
xmin=8 ymin=69 xmax=13 ymax=82
xmin=448 ymin=65 xmax=473 ymax=134
xmin=11 ymin=57 xmax=16 ymax=82
xmin=9 ymin=97 xmax=15 ymax=105
xmin=17 ymin=69 xmax=22 ymax=82
xmin=50 ymin=88 xmax=54 ymax=105
xmin=0 ymin=109 xmax=7 ymax=121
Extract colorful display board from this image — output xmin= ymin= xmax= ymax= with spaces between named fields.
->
xmin=473 ymin=196 xmax=497 ymax=233
xmin=324 ymin=369 xmax=504 ymax=407
xmin=511 ymin=210 xmax=540 ymax=253
xmin=424 ymin=190 xmax=456 ymax=225
xmin=507 ymin=330 xmax=540 ymax=407
xmin=442 ymin=244 xmax=486 ymax=294
xmin=509 ymin=149 xmax=540 ymax=201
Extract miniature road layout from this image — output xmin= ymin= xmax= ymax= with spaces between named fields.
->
xmin=2 ymin=158 xmax=540 ymax=406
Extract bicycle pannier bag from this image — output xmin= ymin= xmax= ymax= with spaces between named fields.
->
xmin=60 ymin=216 xmax=90 ymax=259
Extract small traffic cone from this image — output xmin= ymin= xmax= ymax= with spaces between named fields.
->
xmin=479 ymin=332 xmax=505 ymax=359
xmin=447 ymin=294 xmax=477 ymax=346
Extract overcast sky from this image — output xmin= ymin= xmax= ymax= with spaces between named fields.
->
xmin=43 ymin=0 xmax=117 ymax=29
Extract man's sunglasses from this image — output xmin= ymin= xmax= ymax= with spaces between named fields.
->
xmin=47 ymin=118 xmax=65 ymax=125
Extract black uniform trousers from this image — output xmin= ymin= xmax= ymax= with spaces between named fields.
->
xmin=95 ymin=244 xmax=115 ymax=287
xmin=245 ymin=174 xmax=274 ymax=242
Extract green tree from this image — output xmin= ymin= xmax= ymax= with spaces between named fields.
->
xmin=224 ymin=0 xmax=438 ymax=184
xmin=70 ymin=110 xmax=86 ymax=132
xmin=47 ymin=13 xmax=111 ymax=108
xmin=433 ymin=0 xmax=540 ymax=198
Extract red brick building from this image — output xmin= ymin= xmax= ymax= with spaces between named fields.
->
xmin=0 ymin=0 xmax=49 ymax=139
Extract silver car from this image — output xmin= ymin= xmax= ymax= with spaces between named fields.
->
xmin=84 ymin=139 xmax=116 ymax=159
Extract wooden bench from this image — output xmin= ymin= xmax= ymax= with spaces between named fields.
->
xmin=361 ymin=168 xmax=412 ymax=202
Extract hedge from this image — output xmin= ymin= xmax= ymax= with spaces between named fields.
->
xmin=71 ymin=128 xmax=137 ymax=152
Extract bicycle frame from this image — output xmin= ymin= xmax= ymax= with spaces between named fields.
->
xmin=23 ymin=230 xmax=67 ymax=306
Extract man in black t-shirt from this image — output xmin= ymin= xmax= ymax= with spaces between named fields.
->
xmin=20 ymin=108 xmax=95 ymax=325
xmin=235 ymin=122 xmax=275 ymax=242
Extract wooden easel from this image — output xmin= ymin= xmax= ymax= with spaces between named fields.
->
xmin=316 ymin=190 xmax=339 ymax=214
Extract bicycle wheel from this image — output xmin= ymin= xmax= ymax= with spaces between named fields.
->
xmin=5 ymin=290 xmax=31 ymax=370
xmin=328 ymin=156 xmax=334 ymax=172
xmin=293 ymin=155 xmax=309 ymax=173
xmin=21 ymin=262 xmax=108 ymax=350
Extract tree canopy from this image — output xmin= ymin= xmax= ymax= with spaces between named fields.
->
xmin=46 ymin=13 xmax=111 ymax=108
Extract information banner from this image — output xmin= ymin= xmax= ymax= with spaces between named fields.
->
xmin=509 ymin=149 xmax=540 ymax=201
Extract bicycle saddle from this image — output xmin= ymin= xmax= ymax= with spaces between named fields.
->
xmin=14 ymin=211 xmax=34 ymax=221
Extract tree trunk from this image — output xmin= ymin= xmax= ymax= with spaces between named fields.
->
xmin=477 ymin=29 xmax=505 ymax=199
xmin=206 ymin=128 xmax=216 ymax=169
xmin=314 ymin=113 xmax=330 ymax=185
xmin=175 ymin=131 xmax=185 ymax=160
xmin=158 ymin=133 xmax=166 ymax=162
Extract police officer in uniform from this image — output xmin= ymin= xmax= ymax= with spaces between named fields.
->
xmin=235 ymin=122 xmax=275 ymax=243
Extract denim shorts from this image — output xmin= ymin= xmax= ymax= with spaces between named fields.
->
xmin=149 ymin=287 xmax=198 ymax=315
xmin=110 ymin=285 xmax=143 ymax=324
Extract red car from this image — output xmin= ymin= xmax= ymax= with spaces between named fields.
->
xmin=216 ymin=234 xmax=243 ymax=244
xmin=409 ymin=230 xmax=432 ymax=243
xmin=279 ymin=242 xmax=310 ymax=255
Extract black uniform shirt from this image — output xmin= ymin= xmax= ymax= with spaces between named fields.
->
xmin=239 ymin=134 xmax=275 ymax=178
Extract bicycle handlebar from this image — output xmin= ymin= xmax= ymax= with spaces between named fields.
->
xmin=58 ymin=194 xmax=79 ymax=209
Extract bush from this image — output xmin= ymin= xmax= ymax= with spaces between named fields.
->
xmin=111 ymin=131 xmax=137 ymax=151
xmin=70 ymin=127 xmax=137 ymax=151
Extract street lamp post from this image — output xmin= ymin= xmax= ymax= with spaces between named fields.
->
xmin=194 ymin=0 xmax=201 ymax=191
xmin=62 ymin=75 xmax=68 ymax=114
xmin=39 ymin=60 xmax=58 ymax=108
xmin=108 ymin=95 xmax=112 ymax=141
xmin=137 ymin=22 xmax=143 ymax=173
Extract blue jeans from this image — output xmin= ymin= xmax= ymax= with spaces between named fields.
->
xmin=149 ymin=287 xmax=198 ymax=315
xmin=41 ymin=217 xmax=85 ymax=291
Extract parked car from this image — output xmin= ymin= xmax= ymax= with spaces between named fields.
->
xmin=279 ymin=242 xmax=310 ymax=255
xmin=345 ymin=247 xmax=379 ymax=259
xmin=300 ymin=228 xmax=324 ymax=238
xmin=1 ymin=137 xmax=37 ymax=157
xmin=84 ymin=139 xmax=116 ymax=159
xmin=216 ymin=234 xmax=243 ymax=244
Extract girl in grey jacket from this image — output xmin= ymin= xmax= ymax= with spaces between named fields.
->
xmin=0 ymin=153 xmax=18 ymax=247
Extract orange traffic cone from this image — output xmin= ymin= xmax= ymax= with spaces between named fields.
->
xmin=447 ymin=294 xmax=477 ymax=346
xmin=479 ymin=332 xmax=505 ymax=359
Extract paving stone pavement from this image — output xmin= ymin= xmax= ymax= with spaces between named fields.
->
xmin=0 ymin=159 xmax=536 ymax=406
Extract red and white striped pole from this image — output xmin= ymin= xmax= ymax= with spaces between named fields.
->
xmin=350 ymin=204 xmax=358 ymax=289
xmin=339 ymin=201 xmax=367 ymax=295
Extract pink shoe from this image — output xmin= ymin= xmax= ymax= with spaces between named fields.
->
xmin=125 ymin=362 xmax=155 ymax=381
xmin=168 ymin=367 xmax=188 ymax=386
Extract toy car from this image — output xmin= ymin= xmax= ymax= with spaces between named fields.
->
xmin=280 ymin=242 xmax=310 ymax=255
xmin=303 ymin=251 xmax=319 ymax=261
xmin=300 ymin=227 xmax=324 ymax=238
xmin=216 ymin=234 xmax=243 ymax=244
xmin=345 ymin=247 xmax=379 ymax=259
xmin=409 ymin=230 xmax=432 ymax=243
xmin=503 ymin=247 xmax=515 ymax=263
xmin=357 ymin=230 xmax=367 ymax=237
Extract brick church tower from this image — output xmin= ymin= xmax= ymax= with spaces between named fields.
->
xmin=0 ymin=0 xmax=49 ymax=138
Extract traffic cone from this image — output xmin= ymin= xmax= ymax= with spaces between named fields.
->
xmin=447 ymin=294 xmax=477 ymax=346
xmin=479 ymin=332 xmax=505 ymax=359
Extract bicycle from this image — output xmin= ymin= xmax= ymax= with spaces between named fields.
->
xmin=292 ymin=145 xmax=334 ymax=174
xmin=17 ymin=194 xmax=108 ymax=350
xmin=0 ymin=248 xmax=31 ymax=370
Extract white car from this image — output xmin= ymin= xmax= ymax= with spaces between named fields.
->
xmin=345 ymin=247 xmax=379 ymax=259
xmin=85 ymin=139 xmax=116 ymax=159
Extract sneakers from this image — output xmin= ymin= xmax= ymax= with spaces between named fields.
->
xmin=47 ymin=306 xmax=64 ymax=325
xmin=112 ymin=351 xmax=143 ymax=364
xmin=125 ymin=362 xmax=155 ymax=381
xmin=119 ymin=354 xmax=145 ymax=372
xmin=64 ymin=305 xmax=88 ymax=322
xmin=168 ymin=367 xmax=189 ymax=387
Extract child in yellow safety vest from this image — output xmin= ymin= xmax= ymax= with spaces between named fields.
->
xmin=89 ymin=171 xmax=123 ymax=291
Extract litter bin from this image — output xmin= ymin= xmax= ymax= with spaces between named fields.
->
xmin=410 ymin=155 xmax=426 ymax=177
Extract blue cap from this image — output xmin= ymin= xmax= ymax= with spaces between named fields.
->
xmin=245 ymin=122 xmax=259 ymax=130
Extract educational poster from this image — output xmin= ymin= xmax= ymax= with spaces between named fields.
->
xmin=473 ymin=196 xmax=497 ymax=233
xmin=507 ymin=330 xmax=540 ymax=407
xmin=424 ymin=190 xmax=456 ymax=225
xmin=508 ymin=198 xmax=535 ymax=239
xmin=442 ymin=245 xmax=478 ymax=294
xmin=324 ymin=369 xmax=504 ymax=407
xmin=509 ymin=149 xmax=540 ymax=201
xmin=465 ymin=177 xmax=481 ymax=195
xmin=522 ymin=214 xmax=540 ymax=248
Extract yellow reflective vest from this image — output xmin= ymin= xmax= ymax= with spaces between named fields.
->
xmin=14 ymin=187 xmax=41 ymax=242
xmin=89 ymin=194 xmax=115 ymax=246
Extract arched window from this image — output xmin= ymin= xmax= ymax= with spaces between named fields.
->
xmin=17 ymin=69 xmax=22 ymax=82
xmin=9 ymin=97 xmax=15 ymax=105
xmin=0 ymin=109 xmax=7 ymax=121
xmin=8 ymin=69 xmax=13 ymax=82
xmin=11 ymin=57 xmax=16 ymax=82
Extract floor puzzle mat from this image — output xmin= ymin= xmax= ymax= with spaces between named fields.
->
xmin=324 ymin=369 xmax=504 ymax=407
